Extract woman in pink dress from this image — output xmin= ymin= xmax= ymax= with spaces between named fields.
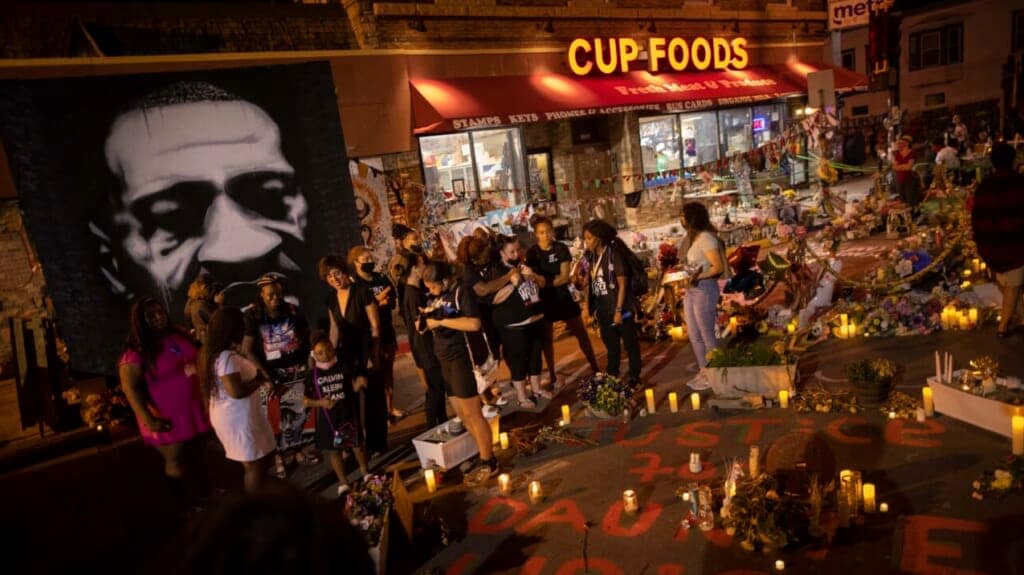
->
xmin=119 ymin=298 xmax=211 ymax=499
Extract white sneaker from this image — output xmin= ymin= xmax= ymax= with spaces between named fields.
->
xmin=482 ymin=405 xmax=501 ymax=418
xmin=337 ymin=484 xmax=351 ymax=497
xmin=686 ymin=373 xmax=712 ymax=391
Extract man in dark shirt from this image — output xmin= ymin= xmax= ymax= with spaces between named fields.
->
xmin=971 ymin=143 xmax=1024 ymax=337
xmin=400 ymin=258 xmax=448 ymax=428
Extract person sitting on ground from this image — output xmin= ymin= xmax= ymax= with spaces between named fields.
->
xmin=305 ymin=331 xmax=369 ymax=497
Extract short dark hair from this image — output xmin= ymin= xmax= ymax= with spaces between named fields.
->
xmin=422 ymin=260 xmax=456 ymax=284
xmin=317 ymin=255 xmax=346 ymax=282
xmin=309 ymin=329 xmax=331 ymax=349
xmin=392 ymin=223 xmax=416 ymax=242
xmin=991 ymin=143 xmax=1016 ymax=171
xmin=530 ymin=214 xmax=553 ymax=230
xmin=582 ymin=219 xmax=617 ymax=246
xmin=932 ymin=138 xmax=946 ymax=148
xmin=682 ymin=202 xmax=717 ymax=234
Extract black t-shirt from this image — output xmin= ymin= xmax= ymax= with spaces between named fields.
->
xmin=243 ymin=303 xmax=310 ymax=371
xmin=427 ymin=284 xmax=479 ymax=361
xmin=357 ymin=272 xmax=397 ymax=345
xmin=525 ymin=242 xmax=575 ymax=307
xmin=401 ymin=281 xmax=438 ymax=369
xmin=326 ymin=287 xmax=375 ymax=371
xmin=307 ymin=361 xmax=358 ymax=426
xmin=587 ymin=246 xmax=633 ymax=320
xmin=491 ymin=261 xmax=543 ymax=327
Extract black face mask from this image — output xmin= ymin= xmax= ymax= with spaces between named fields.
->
xmin=410 ymin=244 xmax=423 ymax=254
xmin=360 ymin=262 xmax=374 ymax=274
xmin=507 ymin=258 xmax=521 ymax=267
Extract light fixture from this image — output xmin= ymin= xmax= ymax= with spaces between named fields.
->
xmin=409 ymin=17 xmax=427 ymax=33
xmin=542 ymin=18 xmax=554 ymax=34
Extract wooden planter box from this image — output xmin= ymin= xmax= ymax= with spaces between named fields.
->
xmin=704 ymin=364 xmax=797 ymax=398
xmin=367 ymin=511 xmax=390 ymax=575
xmin=928 ymin=374 xmax=1016 ymax=438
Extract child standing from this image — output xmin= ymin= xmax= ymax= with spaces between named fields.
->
xmin=306 ymin=331 xmax=369 ymax=497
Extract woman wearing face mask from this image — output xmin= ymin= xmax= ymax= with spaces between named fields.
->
xmin=388 ymin=224 xmax=424 ymax=304
xmin=120 ymin=297 xmax=212 ymax=506
xmin=200 ymin=306 xmax=276 ymax=493
xmin=582 ymin=219 xmax=643 ymax=384
xmin=350 ymin=246 xmax=403 ymax=422
xmin=401 ymin=254 xmax=448 ymax=428
xmin=318 ymin=255 xmax=385 ymax=458
xmin=421 ymin=261 xmax=500 ymax=485
xmin=305 ymin=331 xmax=369 ymax=497
xmin=680 ymin=202 xmax=727 ymax=371
xmin=492 ymin=235 xmax=547 ymax=407
xmin=526 ymin=215 xmax=601 ymax=385
xmin=241 ymin=275 xmax=312 ymax=477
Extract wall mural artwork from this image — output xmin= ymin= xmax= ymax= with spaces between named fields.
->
xmin=349 ymin=160 xmax=395 ymax=269
xmin=0 ymin=62 xmax=361 ymax=375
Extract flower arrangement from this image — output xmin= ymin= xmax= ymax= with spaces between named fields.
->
xmin=657 ymin=242 xmax=679 ymax=269
xmin=344 ymin=474 xmax=395 ymax=547
xmin=721 ymin=473 xmax=809 ymax=552
xmin=791 ymin=386 xmax=860 ymax=414
xmin=81 ymin=389 xmax=132 ymax=429
xmin=879 ymin=391 xmax=921 ymax=419
xmin=577 ymin=373 xmax=633 ymax=416
xmin=971 ymin=456 xmax=1024 ymax=500
xmin=706 ymin=342 xmax=792 ymax=368
xmin=845 ymin=358 xmax=897 ymax=405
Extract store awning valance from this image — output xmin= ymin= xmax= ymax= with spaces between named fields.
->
xmin=410 ymin=62 xmax=866 ymax=135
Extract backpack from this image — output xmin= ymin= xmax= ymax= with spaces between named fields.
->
xmin=610 ymin=239 xmax=650 ymax=298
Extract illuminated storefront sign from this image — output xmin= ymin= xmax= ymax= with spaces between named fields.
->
xmin=568 ymin=37 xmax=749 ymax=75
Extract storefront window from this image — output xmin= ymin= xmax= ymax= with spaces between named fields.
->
xmin=719 ymin=107 xmax=752 ymax=157
xmin=419 ymin=132 xmax=477 ymax=221
xmin=678 ymin=112 xmax=720 ymax=168
xmin=639 ymin=115 xmax=681 ymax=187
xmin=472 ymin=128 xmax=525 ymax=210
xmin=527 ymin=150 xmax=554 ymax=201
xmin=752 ymin=104 xmax=785 ymax=148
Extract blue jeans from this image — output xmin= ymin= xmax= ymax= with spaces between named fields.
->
xmin=684 ymin=279 xmax=720 ymax=369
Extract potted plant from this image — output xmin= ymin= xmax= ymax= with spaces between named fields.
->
xmin=704 ymin=341 xmax=797 ymax=398
xmin=844 ymin=358 xmax=896 ymax=407
xmin=578 ymin=373 xmax=632 ymax=418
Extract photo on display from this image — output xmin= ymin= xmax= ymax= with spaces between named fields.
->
xmin=0 ymin=62 xmax=361 ymax=375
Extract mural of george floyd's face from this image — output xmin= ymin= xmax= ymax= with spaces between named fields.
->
xmin=102 ymin=98 xmax=309 ymax=310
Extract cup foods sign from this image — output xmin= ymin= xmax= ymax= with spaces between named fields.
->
xmin=568 ymin=36 xmax=749 ymax=75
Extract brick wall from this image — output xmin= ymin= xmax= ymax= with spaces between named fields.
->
xmin=0 ymin=200 xmax=49 ymax=377
xmin=1 ymin=3 xmax=356 ymax=58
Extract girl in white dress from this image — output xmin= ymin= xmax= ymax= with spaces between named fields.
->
xmin=199 ymin=307 xmax=277 ymax=493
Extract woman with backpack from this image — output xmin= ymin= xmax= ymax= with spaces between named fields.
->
xmin=582 ymin=219 xmax=643 ymax=385
xmin=681 ymin=202 xmax=728 ymax=369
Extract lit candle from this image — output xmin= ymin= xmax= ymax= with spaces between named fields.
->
xmin=778 ymin=389 xmax=790 ymax=409
xmin=622 ymin=489 xmax=639 ymax=514
xmin=728 ymin=317 xmax=738 ymax=334
xmin=645 ymin=388 xmax=656 ymax=413
xmin=749 ymin=445 xmax=760 ymax=478
xmin=669 ymin=392 xmax=679 ymax=413
xmin=877 ymin=267 xmax=885 ymax=280
xmin=425 ymin=469 xmax=437 ymax=493
xmin=1013 ymin=414 xmax=1024 ymax=456
xmin=681 ymin=491 xmax=691 ymax=502
xmin=561 ymin=404 xmax=571 ymax=425
xmin=690 ymin=392 xmax=701 ymax=410
xmin=888 ymin=410 xmax=897 ymax=419
xmin=961 ymin=280 xmax=972 ymax=289
xmin=849 ymin=322 xmax=856 ymax=337
xmin=962 ymin=269 xmax=972 ymax=278
xmin=498 ymin=473 xmax=511 ymax=496
xmin=862 ymin=483 xmax=877 ymax=513
xmin=971 ymin=258 xmax=980 ymax=272
xmin=968 ymin=308 xmax=978 ymax=325
xmin=775 ymin=559 xmax=786 ymax=571
xmin=922 ymin=387 xmax=934 ymax=417
xmin=528 ymin=480 xmax=544 ymax=504
xmin=980 ymin=261 xmax=987 ymax=271
xmin=500 ymin=432 xmax=510 ymax=450
xmin=787 ymin=322 xmax=796 ymax=334
xmin=959 ymin=313 xmax=970 ymax=330
xmin=840 ymin=313 xmax=848 ymax=328
xmin=879 ymin=502 xmax=889 ymax=513
xmin=490 ymin=417 xmax=501 ymax=445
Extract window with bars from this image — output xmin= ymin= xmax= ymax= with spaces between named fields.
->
xmin=909 ymin=23 xmax=963 ymax=71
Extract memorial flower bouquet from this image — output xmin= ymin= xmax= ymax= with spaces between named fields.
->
xmin=578 ymin=373 xmax=632 ymax=417
xmin=722 ymin=473 xmax=809 ymax=552
xmin=344 ymin=474 xmax=395 ymax=546
xmin=706 ymin=341 xmax=792 ymax=368
xmin=971 ymin=455 xmax=1024 ymax=500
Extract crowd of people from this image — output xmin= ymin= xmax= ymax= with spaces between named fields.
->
xmin=116 ymin=200 xmax=731 ymax=499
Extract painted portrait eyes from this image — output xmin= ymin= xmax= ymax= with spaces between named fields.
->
xmin=226 ymin=171 xmax=297 ymax=222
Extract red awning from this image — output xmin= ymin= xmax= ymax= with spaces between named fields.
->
xmin=410 ymin=62 xmax=866 ymax=135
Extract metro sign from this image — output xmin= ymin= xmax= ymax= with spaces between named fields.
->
xmin=568 ymin=36 xmax=749 ymax=76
